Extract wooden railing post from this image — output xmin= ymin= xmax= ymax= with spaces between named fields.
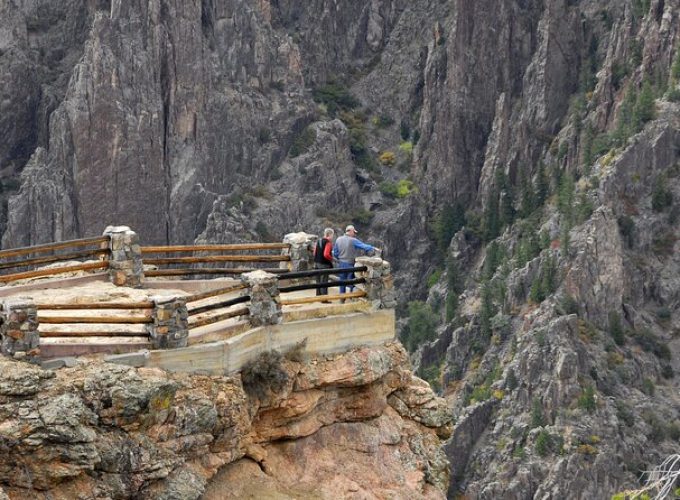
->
xmin=148 ymin=296 xmax=189 ymax=349
xmin=241 ymin=270 xmax=281 ymax=326
xmin=0 ymin=297 xmax=40 ymax=362
xmin=355 ymin=257 xmax=396 ymax=310
xmin=103 ymin=226 xmax=144 ymax=287
xmin=282 ymin=232 xmax=317 ymax=271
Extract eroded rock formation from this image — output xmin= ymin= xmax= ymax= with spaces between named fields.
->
xmin=0 ymin=343 xmax=451 ymax=499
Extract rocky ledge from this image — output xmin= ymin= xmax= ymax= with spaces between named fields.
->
xmin=0 ymin=342 xmax=451 ymax=499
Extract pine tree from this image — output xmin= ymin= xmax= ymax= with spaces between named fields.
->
xmin=633 ymin=79 xmax=656 ymax=131
xmin=535 ymin=163 xmax=549 ymax=207
xmin=480 ymin=282 xmax=494 ymax=337
xmin=529 ymin=274 xmax=544 ymax=303
xmin=613 ymin=85 xmax=637 ymax=146
xmin=446 ymin=256 xmax=462 ymax=321
xmin=434 ymin=203 xmax=466 ymax=253
xmin=557 ymin=173 xmax=575 ymax=223
xmin=582 ymin=124 xmax=595 ymax=172
xmin=483 ymin=187 xmax=501 ymax=241
xmin=672 ymin=45 xmax=680 ymax=82
xmin=519 ymin=170 xmax=536 ymax=218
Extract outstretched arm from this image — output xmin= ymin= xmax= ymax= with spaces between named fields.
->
xmin=352 ymin=238 xmax=375 ymax=252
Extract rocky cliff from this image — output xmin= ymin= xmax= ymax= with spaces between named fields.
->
xmin=0 ymin=342 xmax=451 ymax=499
xmin=3 ymin=0 xmax=680 ymax=497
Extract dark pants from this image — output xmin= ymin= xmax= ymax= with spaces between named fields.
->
xmin=315 ymin=262 xmax=333 ymax=295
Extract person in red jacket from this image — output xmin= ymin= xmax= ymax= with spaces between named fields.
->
xmin=313 ymin=228 xmax=335 ymax=297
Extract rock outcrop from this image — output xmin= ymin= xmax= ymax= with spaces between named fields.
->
xmin=0 ymin=342 xmax=451 ymax=499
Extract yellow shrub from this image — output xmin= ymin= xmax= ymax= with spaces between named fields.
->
xmin=379 ymin=151 xmax=396 ymax=166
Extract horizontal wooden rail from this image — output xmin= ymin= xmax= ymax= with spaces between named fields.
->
xmin=0 ymin=261 xmax=109 ymax=283
xmin=38 ymin=330 xmax=147 ymax=338
xmin=280 ymin=290 xmax=367 ymax=306
xmin=0 ymin=236 xmax=109 ymax=259
xmin=142 ymin=243 xmax=289 ymax=253
xmin=188 ymin=307 xmax=250 ymax=329
xmin=38 ymin=315 xmax=152 ymax=324
xmin=35 ymin=301 xmax=154 ymax=310
xmin=186 ymin=284 xmax=248 ymax=303
xmin=145 ymin=268 xmax=286 ymax=277
xmin=188 ymin=294 xmax=251 ymax=316
xmin=278 ymin=266 xmax=368 ymax=280
xmin=279 ymin=278 xmax=365 ymax=294
xmin=144 ymin=255 xmax=290 ymax=265
xmin=0 ymin=249 xmax=110 ymax=270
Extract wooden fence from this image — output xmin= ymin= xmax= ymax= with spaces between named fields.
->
xmin=141 ymin=243 xmax=291 ymax=278
xmin=0 ymin=236 xmax=110 ymax=284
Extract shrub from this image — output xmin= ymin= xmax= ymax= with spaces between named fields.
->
xmin=642 ymin=377 xmax=655 ymax=396
xmin=312 ymin=82 xmax=359 ymax=116
xmin=399 ymin=141 xmax=414 ymax=154
xmin=420 ymin=363 xmax=441 ymax=392
xmin=372 ymin=114 xmax=395 ymax=128
xmin=289 ymin=126 xmax=316 ymax=157
xmin=558 ymin=294 xmax=580 ymax=315
xmin=616 ymin=400 xmax=635 ymax=426
xmin=655 ymin=307 xmax=671 ymax=323
xmin=241 ymin=350 xmax=289 ymax=399
xmin=379 ymin=151 xmax=396 ymax=166
xmin=395 ymin=179 xmax=416 ymax=197
xmin=402 ymin=301 xmax=438 ymax=352
xmin=269 ymin=80 xmax=285 ymax=91
xmin=578 ymin=386 xmax=596 ymax=412
xmin=467 ymin=384 xmax=492 ymax=405
xmin=350 ymin=208 xmax=374 ymax=225
xmin=634 ymin=329 xmax=672 ymax=360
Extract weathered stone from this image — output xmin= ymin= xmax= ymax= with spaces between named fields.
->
xmin=103 ymin=226 xmax=144 ymax=288
xmin=147 ymin=297 xmax=188 ymax=350
xmin=241 ymin=270 xmax=282 ymax=326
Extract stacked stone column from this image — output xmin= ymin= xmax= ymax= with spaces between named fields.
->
xmin=147 ymin=296 xmax=189 ymax=349
xmin=282 ymin=232 xmax=317 ymax=271
xmin=241 ymin=270 xmax=282 ymax=326
xmin=355 ymin=257 xmax=397 ymax=310
xmin=0 ymin=298 xmax=39 ymax=362
xmin=104 ymin=226 xmax=144 ymax=287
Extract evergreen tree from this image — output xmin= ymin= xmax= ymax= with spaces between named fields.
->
xmin=582 ymin=124 xmax=595 ymax=172
xmin=540 ymin=254 xmax=557 ymax=297
xmin=557 ymin=173 xmax=575 ymax=223
xmin=535 ymin=163 xmax=549 ymax=207
xmin=633 ymin=79 xmax=656 ymax=131
xmin=483 ymin=187 xmax=501 ymax=241
xmin=480 ymin=282 xmax=494 ymax=337
xmin=613 ymin=85 xmax=637 ymax=146
xmin=651 ymin=175 xmax=673 ymax=211
xmin=560 ymin=223 xmax=571 ymax=257
xmin=482 ymin=242 xmax=501 ymax=281
xmin=608 ymin=310 xmax=625 ymax=346
xmin=519 ymin=170 xmax=536 ymax=218
xmin=672 ymin=45 xmax=680 ymax=82
xmin=434 ymin=203 xmax=466 ymax=253
xmin=529 ymin=274 xmax=545 ymax=303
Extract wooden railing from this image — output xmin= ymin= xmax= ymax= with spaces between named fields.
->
xmin=141 ymin=243 xmax=291 ymax=277
xmin=0 ymin=236 xmax=110 ymax=284
xmin=186 ymin=284 xmax=250 ymax=331
xmin=277 ymin=266 xmax=368 ymax=306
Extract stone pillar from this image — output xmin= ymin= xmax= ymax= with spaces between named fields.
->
xmin=241 ymin=270 xmax=282 ymax=326
xmin=282 ymin=232 xmax=317 ymax=271
xmin=147 ymin=296 xmax=189 ymax=349
xmin=103 ymin=225 xmax=144 ymax=287
xmin=356 ymin=256 xmax=397 ymax=310
xmin=0 ymin=298 xmax=40 ymax=362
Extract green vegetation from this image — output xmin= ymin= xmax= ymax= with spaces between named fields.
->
xmin=634 ymin=328 xmax=671 ymax=360
xmin=479 ymin=282 xmax=495 ymax=338
xmin=399 ymin=141 xmax=414 ymax=154
xmin=372 ymin=114 xmax=394 ymax=128
xmin=535 ymin=430 xmax=553 ymax=457
xmin=609 ymin=310 xmax=625 ymax=346
xmin=379 ymin=179 xmax=416 ymax=199
xmin=651 ymin=175 xmax=673 ymax=211
xmin=402 ymin=301 xmax=438 ymax=352
xmin=578 ymin=386 xmax=597 ymax=413
xmin=529 ymin=254 xmax=558 ymax=304
xmin=505 ymin=367 xmax=518 ymax=391
xmin=289 ymin=126 xmax=316 ymax=157
xmin=432 ymin=203 xmax=466 ymax=254
xmin=531 ymin=397 xmax=545 ymax=428
xmin=400 ymin=120 xmax=411 ymax=141
xmin=427 ymin=268 xmax=443 ymax=288
xmin=312 ymin=82 xmax=359 ymax=116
